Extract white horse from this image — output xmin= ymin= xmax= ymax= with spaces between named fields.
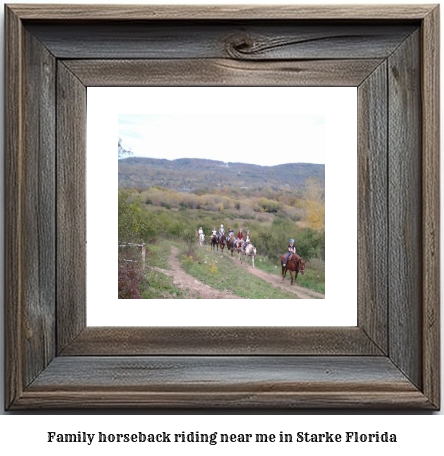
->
xmin=199 ymin=233 xmax=205 ymax=245
xmin=239 ymin=243 xmax=257 ymax=267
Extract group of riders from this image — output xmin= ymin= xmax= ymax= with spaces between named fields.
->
xmin=198 ymin=224 xmax=251 ymax=253
xmin=197 ymin=224 xmax=298 ymax=261
xmin=217 ymin=224 xmax=251 ymax=252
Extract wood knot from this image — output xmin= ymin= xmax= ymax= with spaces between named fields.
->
xmin=224 ymin=34 xmax=256 ymax=59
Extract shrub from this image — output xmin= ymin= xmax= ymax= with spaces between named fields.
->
xmin=118 ymin=262 xmax=144 ymax=299
xmin=182 ymin=227 xmax=197 ymax=250
xmin=118 ymin=190 xmax=159 ymax=243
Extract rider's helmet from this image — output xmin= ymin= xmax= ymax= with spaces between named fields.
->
xmin=290 ymin=238 xmax=294 ymax=244
xmin=247 ymin=230 xmax=250 ymax=234
xmin=221 ymin=224 xmax=223 ymax=227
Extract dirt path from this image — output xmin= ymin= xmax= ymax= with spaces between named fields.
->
xmin=161 ymin=246 xmax=240 ymax=299
xmin=152 ymin=246 xmax=324 ymax=300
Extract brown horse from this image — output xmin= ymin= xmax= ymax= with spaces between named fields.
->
xmin=281 ymin=253 xmax=305 ymax=285
xmin=218 ymin=234 xmax=227 ymax=252
xmin=210 ymin=234 xmax=218 ymax=251
xmin=227 ymin=236 xmax=241 ymax=257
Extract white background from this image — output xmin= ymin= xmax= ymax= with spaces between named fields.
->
xmin=0 ymin=0 xmax=442 ymax=452
xmin=87 ymin=87 xmax=357 ymax=326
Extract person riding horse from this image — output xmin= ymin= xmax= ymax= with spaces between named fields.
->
xmin=218 ymin=224 xmax=225 ymax=240
xmin=197 ymin=226 xmax=205 ymax=245
xmin=283 ymin=239 xmax=296 ymax=267
xmin=242 ymin=230 xmax=251 ymax=252
xmin=235 ymin=228 xmax=243 ymax=248
xmin=210 ymin=228 xmax=218 ymax=251
xmin=281 ymin=251 xmax=305 ymax=285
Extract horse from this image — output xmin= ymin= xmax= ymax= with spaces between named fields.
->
xmin=281 ymin=253 xmax=305 ymax=285
xmin=210 ymin=234 xmax=218 ymax=251
xmin=227 ymin=236 xmax=241 ymax=257
xmin=239 ymin=243 xmax=257 ymax=267
xmin=198 ymin=233 xmax=205 ymax=246
xmin=218 ymin=234 xmax=227 ymax=252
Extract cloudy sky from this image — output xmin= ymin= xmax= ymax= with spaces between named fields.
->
xmin=118 ymin=113 xmax=325 ymax=166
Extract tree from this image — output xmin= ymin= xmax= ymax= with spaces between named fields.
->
xmin=118 ymin=191 xmax=157 ymax=243
xmin=118 ymin=137 xmax=133 ymax=159
xmin=304 ymin=178 xmax=325 ymax=231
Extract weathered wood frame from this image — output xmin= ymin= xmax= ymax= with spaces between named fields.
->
xmin=5 ymin=4 xmax=440 ymax=409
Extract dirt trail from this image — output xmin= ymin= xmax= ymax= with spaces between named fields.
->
xmin=152 ymin=246 xmax=324 ymax=300
xmin=159 ymin=246 xmax=240 ymax=299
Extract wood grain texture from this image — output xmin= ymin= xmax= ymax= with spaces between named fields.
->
xmin=56 ymin=62 xmax=87 ymax=354
xmin=13 ymin=356 xmax=432 ymax=409
xmin=7 ymin=4 xmax=435 ymax=20
xmin=4 ymin=4 xmax=24 ymax=411
xmin=15 ymin=390 xmax=434 ymax=410
xmin=61 ymin=327 xmax=383 ymax=356
xmin=388 ymin=31 xmax=422 ymax=389
xmin=22 ymin=29 xmax=57 ymax=387
xmin=421 ymin=5 xmax=440 ymax=409
xmin=64 ymin=59 xmax=384 ymax=87
xmin=26 ymin=22 xmax=416 ymax=60
xmin=357 ymin=62 xmax=388 ymax=354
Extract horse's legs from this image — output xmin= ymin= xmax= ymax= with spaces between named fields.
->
xmin=282 ymin=265 xmax=289 ymax=282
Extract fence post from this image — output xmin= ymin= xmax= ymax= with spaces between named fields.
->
xmin=141 ymin=243 xmax=146 ymax=268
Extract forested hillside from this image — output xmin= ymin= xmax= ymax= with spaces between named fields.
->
xmin=119 ymin=157 xmax=324 ymax=191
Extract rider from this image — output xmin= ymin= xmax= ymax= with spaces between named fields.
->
xmin=236 ymin=228 xmax=243 ymax=247
xmin=198 ymin=226 xmax=204 ymax=237
xmin=283 ymin=239 xmax=297 ymax=267
xmin=242 ymin=230 xmax=251 ymax=252
xmin=218 ymin=224 xmax=225 ymax=240
xmin=211 ymin=227 xmax=217 ymax=237
xmin=227 ymin=227 xmax=234 ymax=239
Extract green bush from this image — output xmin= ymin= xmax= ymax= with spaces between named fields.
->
xmin=118 ymin=190 xmax=158 ymax=243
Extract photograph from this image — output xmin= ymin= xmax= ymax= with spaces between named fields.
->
xmin=87 ymin=86 xmax=356 ymax=327
xmin=118 ymin=113 xmax=325 ymax=300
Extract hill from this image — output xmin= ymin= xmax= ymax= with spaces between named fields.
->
xmin=118 ymin=157 xmax=324 ymax=191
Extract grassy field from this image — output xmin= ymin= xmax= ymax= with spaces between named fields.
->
xmin=179 ymin=244 xmax=298 ymax=299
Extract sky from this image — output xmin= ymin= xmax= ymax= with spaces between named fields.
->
xmin=118 ymin=113 xmax=325 ymax=166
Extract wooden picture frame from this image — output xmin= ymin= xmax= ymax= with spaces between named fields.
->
xmin=5 ymin=4 xmax=440 ymax=410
